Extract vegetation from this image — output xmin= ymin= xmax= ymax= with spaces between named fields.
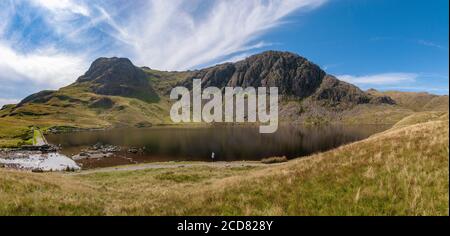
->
xmin=32 ymin=128 xmax=46 ymax=145
xmin=340 ymin=104 xmax=415 ymax=125
xmin=392 ymin=111 xmax=448 ymax=129
xmin=367 ymin=90 xmax=449 ymax=112
xmin=261 ymin=156 xmax=288 ymax=164
xmin=1 ymin=111 xmax=447 ymax=215
xmin=0 ymin=84 xmax=173 ymax=147
xmin=0 ymin=118 xmax=33 ymax=147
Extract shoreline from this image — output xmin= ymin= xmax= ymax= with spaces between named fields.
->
xmin=69 ymin=160 xmax=276 ymax=175
xmin=0 ymin=122 xmax=394 ymax=172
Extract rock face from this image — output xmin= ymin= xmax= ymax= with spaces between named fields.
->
xmin=184 ymin=51 xmax=326 ymax=99
xmin=182 ymin=51 xmax=394 ymax=107
xmin=76 ymin=57 xmax=158 ymax=102
xmin=313 ymin=75 xmax=395 ymax=108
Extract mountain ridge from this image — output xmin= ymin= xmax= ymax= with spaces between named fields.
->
xmin=10 ymin=50 xmax=397 ymax=111
xmin=179 ymin=51 xmax=395 ymax=109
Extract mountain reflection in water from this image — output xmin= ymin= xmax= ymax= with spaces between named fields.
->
xmin=47 ymin=125 xmax=390 ymax=165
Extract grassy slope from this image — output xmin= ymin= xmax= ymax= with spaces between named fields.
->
xmin=341 ymin=104 xmax=415 ymax=125
xmin=337 ymin=91 xmax=449 ymax=125
xmin=0 ymin=72 xmax=177 ymax=147
xmin=368 ymin=90 xmax=449 ymax=112
xmin=1 ymin=111 xmax=448 ymax=216
xmin=0 ymin=118 xmax=33 ymax=147
xmin=392 ymin=111 xmax=448 ymax=129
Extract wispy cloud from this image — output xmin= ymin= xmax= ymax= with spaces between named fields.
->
xmin=0 ymin=0 xmax=90 ymax=92
xmin=111 ymin=0 xmax=327 ymax=70
xmin=337 ymin=73 xmax=418 ymax=85
xmin=337 ymin=72 xmax=449 ymax=95
xmin=29 ymin=0 xmax=91 ymax=17
xmin=0 ymin=42 xmax=88 ymax=87
xmin=370 ymin=36 xmax=449 ymax=52
xmin=416 ymin=40 xmax=448 ymax=51
xmin=0 ymin=0 xmax=327 ymax=101
xmin=379 ymin=86 xmax=449 ymax=93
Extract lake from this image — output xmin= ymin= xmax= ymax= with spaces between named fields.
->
xmin=47 ymin=125 xmax=390 ymax=168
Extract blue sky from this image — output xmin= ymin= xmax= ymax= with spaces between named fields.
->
xmin=263 ymin=0 xmax=449 ymax=94
xmin=0 ymin=0 xmax=448 ymax=106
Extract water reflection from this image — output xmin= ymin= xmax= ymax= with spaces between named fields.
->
xmin=47 ymin=125 xmax=390 ymax=163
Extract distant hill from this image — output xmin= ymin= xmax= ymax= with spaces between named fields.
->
xmin=0 ymin=51 xmax=448 ymax=146
xmin=367 ymin=89 xmax=449 ymax=112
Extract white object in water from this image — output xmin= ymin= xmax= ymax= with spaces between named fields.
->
xmin=211 ymin=152 xmax=215 ymax=161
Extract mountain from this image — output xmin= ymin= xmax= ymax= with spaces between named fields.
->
xmin=75 ymin=57 xmax=159 ymax=103
xmin=0 ymin=50 xmax=448 ymax=146
xmin=183 ymin=51 xmax=326 ymax=98
xmin=182 ymin=51 xmax=394 ymax=106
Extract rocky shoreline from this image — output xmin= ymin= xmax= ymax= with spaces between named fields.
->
xmin=71 ymin=143 xmax=146 ymax=160
xmin=0 ymin=140 xmax=151 ymax=172
xmin=72 ymin=143 xmax=121 ymax=160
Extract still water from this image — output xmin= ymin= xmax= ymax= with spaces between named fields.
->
xmin=47 ymin=125 xmax=390 ymax=166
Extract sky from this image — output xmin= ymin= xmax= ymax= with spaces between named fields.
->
xmin=0 ymin=0 xmax=448 ymax=106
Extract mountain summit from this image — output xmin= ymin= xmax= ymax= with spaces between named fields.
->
xmin=184 ymin=51 xmax=325 ymax=99
xmin=183 ymin=51 xmax=394 ymax=109
xmin=76 ymin=57 xmax=158 ymax=102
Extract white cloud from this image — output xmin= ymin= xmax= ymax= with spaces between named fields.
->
xmin=20 ymin=0 xmax=329 ymax=70
xmin=0 ymin=98 xmax=19 ymax=107
xmin=118 ymin=0 xmax=327 ymax=70
xmin=0 ymin=42 xmax=88 ymax=88
xmin=0 ymin=0 xmax=327 ymax=102
xmin=30 ymin=0 xmax=90 ymax=17
xmin=337 ymin=73 xmax=418 ymax=85
xmin=381 ymin=86 xmax=449 ymax=93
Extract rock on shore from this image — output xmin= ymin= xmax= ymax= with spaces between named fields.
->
xmin=0 ymin=151 xmax=80 ymax=172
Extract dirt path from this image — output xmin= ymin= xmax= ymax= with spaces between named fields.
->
xmin=71 ymin=161 xmax=278 ymax=175
xmin=33 ymin=129 xmax=47 ymax=146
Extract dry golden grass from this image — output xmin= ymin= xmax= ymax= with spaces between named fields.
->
xmin=341 ymin=104 xmax=414 ymax=125
xmin=0 ymin=112 xmax=448 ymax=215
xmin=391 ymin=111 xmax=448 ymax=129
xmin=369 ymin=90 xmax=449 ymax=112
